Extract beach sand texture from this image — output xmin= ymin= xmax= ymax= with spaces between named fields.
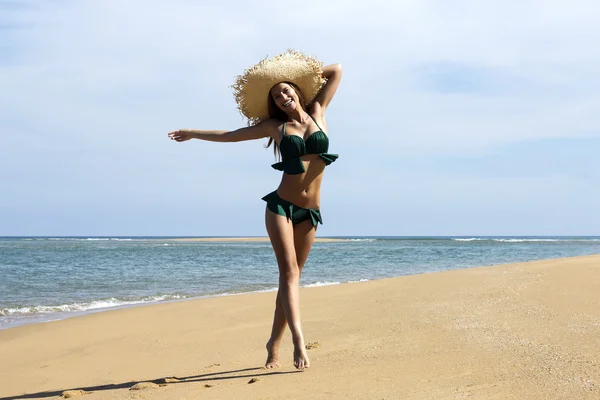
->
xmin=1 ymin=255 xmax=599 ymax=399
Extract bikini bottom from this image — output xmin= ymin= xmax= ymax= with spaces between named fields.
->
xmin=261 ymin=191 xmax=323 ymax=226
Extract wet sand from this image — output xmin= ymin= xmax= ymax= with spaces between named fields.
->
xmin=1 ymin=255 xmax=599 ymax=399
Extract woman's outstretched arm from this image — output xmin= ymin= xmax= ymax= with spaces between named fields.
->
xmin=168 ymin=120 xmax=276 ymax=143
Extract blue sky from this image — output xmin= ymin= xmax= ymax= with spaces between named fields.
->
xmin=1 ymin=0 xmax=599 ymax=236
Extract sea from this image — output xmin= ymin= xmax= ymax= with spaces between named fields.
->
xmin=1 ymin=236 xmax=599 ymax=330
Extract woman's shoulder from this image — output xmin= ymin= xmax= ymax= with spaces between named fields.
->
xmin=309 ymin=103 xmax=325 ymax=120
xmin=260 ymin=118 xmax=285 ymax=130
xmin=255 ymin=118 xmax=284 ymax=139
xmin=309 ymin=104 xmax=326 ymax=127
xmin=252 ymin=118 xmax=281 ymax=129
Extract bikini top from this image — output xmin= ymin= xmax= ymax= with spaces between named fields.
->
xmin=271 ymin=115 xmax=339 ymax=175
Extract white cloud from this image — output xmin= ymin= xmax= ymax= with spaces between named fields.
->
xmin=1 ymin=0 xmax=599 ymax=234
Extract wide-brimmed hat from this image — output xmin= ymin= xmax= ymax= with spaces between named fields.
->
xmin=232 ymin=50 xmax=326 ymax=125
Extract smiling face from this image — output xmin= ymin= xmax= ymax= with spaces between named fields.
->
xmin=270 ymin=82 xmax=300 ymax=113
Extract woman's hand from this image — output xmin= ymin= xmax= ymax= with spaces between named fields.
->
xmin=168 ymin=129 xmax=194 ymax=142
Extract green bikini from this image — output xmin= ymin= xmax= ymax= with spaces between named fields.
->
xmin=262 ymin=116 xmax=338 ymax=226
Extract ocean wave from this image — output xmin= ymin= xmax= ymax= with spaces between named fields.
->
xmin=453 ymin=238 xmax=600 ymax=243
xmin=0 ymin=295 xmax=187 ymax=317
xmin=348 ymin=279 xmax=370 ymax=283
xmin=46 ymin=238 xmax=134 ymax=241
xmin=303 ymin=281 xmax=341 ymax=288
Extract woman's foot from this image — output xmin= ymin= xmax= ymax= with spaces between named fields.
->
xmin=264 ymin=339 xmax=281 ymax=369
xmin=293 ymin=343 xmax=310 ymax=370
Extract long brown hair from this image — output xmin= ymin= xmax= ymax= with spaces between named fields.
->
xmin=266 ymin=82 xmax=309 ymax=159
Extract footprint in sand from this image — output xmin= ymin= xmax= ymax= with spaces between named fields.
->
xmin=61 ymin=390 xmax=89 ymax=398
xmin=159 ymin=377 xmax=181 ymax=383
xmin=130 ymin=382 xmax=165 ymax=390
xmin=305 ymin=342 xmax=321 ymax=350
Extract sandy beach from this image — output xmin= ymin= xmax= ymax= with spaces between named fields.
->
xmin=1 ymin=255 xmax=599 ymax=399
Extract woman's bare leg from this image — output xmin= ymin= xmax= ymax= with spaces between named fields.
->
xmin=265 ymin=209 xmax=316 ymax=369
xmin=264 ymin=290 xmax=286 ymax=369
xmin=265 ymin=217 xmax=317 ymax=368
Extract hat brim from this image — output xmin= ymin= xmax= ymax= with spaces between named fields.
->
xmin=232 ymin=50 xmax=326 ymax=125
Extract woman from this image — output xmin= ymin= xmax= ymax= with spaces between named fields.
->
xmin=168 ymin=51 xmax=342 ymax=370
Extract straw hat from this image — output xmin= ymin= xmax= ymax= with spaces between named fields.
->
xmin=232 ymin=50 xmax=326 ymax=125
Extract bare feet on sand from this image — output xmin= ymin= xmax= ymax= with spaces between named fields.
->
xmin=265 ymin=339 xmax=310 ymax=370
xmin=294 ymin=343 xmax=310 ymax=370
xmin=264 ymin=340 xmax=281 ymax=369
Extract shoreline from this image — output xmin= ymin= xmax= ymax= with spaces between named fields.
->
xmin=1 ymin=253 xmax=598 ymax=331
xmin=0 ymin=280 xmax=360 ymax=331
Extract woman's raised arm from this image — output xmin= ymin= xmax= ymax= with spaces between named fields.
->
xmin=312 ymin=63 xmax=342 ymax=111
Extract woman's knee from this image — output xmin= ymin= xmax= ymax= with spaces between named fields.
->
xmin=278 ymin=262 xmax=300 ymax=283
